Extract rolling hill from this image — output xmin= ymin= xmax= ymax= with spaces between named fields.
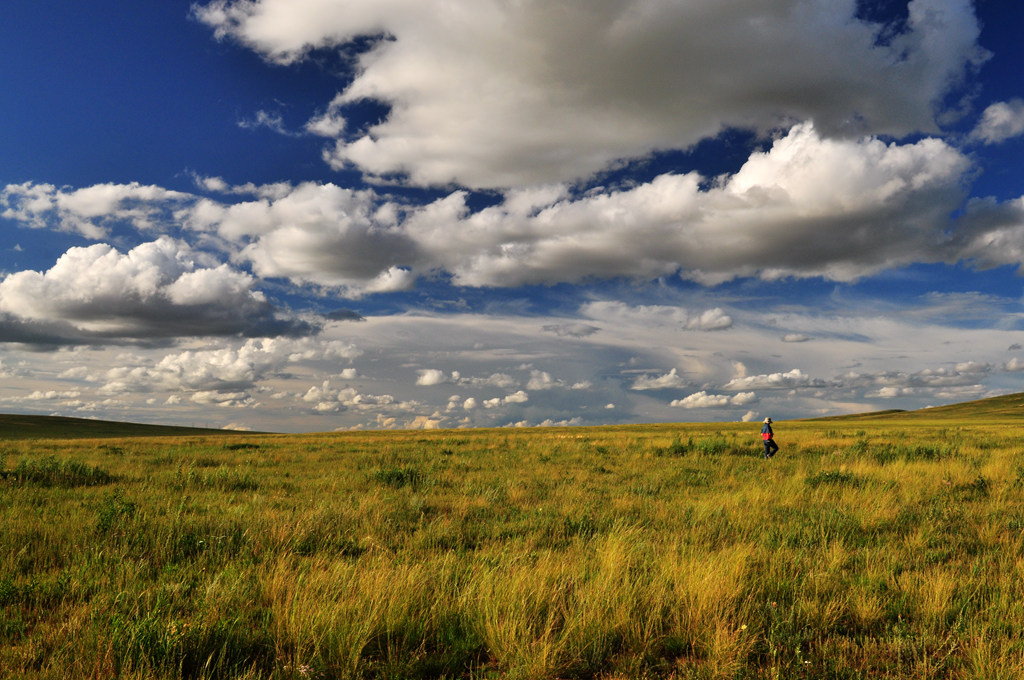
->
xmin=0 ymin=413 xmax=252 ymax=440
xmin=810 ymin=391 xmax=1024 ymax=422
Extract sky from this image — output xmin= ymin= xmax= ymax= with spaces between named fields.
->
xmin=2 ymin=0 xmax=1024 ymax=432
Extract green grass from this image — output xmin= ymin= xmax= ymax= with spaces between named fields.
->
xmin=3 ymin=396 xmax=1024 ymax=678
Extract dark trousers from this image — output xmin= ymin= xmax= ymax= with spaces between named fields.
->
xmin=763 ymin=438 xmax=779 ymax=457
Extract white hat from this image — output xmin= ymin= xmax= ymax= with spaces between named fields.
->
xmin=763 ymin=417 xmax=772 ymax=423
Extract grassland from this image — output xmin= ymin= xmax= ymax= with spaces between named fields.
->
xmin=3 ymin=395 xmax=1024 ymax=679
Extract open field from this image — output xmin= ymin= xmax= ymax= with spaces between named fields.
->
xmin=3 ymin=395 xmax=1024 ymax=678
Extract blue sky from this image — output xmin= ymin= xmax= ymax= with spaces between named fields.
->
xmin=2 ymin=0 xmax=1024 ymax=432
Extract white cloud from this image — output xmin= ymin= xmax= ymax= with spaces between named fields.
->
xmin=405 ymin=124 xmax=972 ymax=287
xmin=184 ymin=182 xmax=419 ymax=295
xmin=2 ymin=117 xmax=1007 ymax=299
xmin=631 ymin=368 xmax=686 ymax=391
xmin=196 ymin=0 xmax=987 ymax=188
xmin=0 ymin=237 xmax=309 ymax=342
xmin=724 ymin=368 xmax=819 ymax=391
xmin=301 ymin=379 xmax=395 ymax=412
xmin=1 ymin=181 xmax=191 ymax=238
xmin=686 ymin=308 xmax=733 ymax=331
xmin=416 ymin=369 xmax=450 ymax=386
xmin=406 ymin=414 xmax=443 ymax=430
xmin=101 ymin=337 xmax=360 ymax=396
xmin=1 ymin=298 xmax=1020 ymax=432
xmin=970 ymin=99 xmax=1024 ymax=144
xmin=483 ymin=390 xmax=529 ymax=408
xmin=670 ymin=390 xmax=756 ymax=409
xmin=1004 ymin=358 xmax=1024 ymax=372
xmin=525 ymin=370 xmax=560 ymax=390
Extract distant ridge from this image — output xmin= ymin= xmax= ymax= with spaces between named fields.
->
xmin=808 ymin=391 xmax=1024 ymax=422
xmin=0 ymin=414 xmax=256 ymax=440
xmin=909 ymin=391 xmax=1024 ymax=418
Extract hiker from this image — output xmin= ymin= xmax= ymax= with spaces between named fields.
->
xmin=761 ymin=417 xmax=779 ymax=458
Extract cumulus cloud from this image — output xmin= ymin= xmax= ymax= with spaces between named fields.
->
xmin=195 ymin=0 xmax=987 ymax=188
xmin=970 ymin=100 xmax=1024 ymax=144
xmin=670 ymin=391 xmax=756 ymax=409
xmin=0 ymin=238 xmax=311 ymax=344
xmin=301 ymin=379 xmax=395 ymax=412
xmin=525 ymin=370 xmax=560 ymax=390
xmin=483 ymin=390 xmax=529 ymax=408
xmin=1 ymin=181 xmax=191 ymax=238
xmin=686 ymin=308 xmax=733 ymax=331
xmin=2 ymin=119 xmax=1005 ymax=299
xmin=724 ymin=368 xmax=820 ymax=391
xmin=184 ymin=182 xmax=419 ymax=295
xmin=101 ymin=337 xmax=360 ymax=395
xmin=1004 ymin=358 xmax=1024 ymax=372
xmin=416 ymin=369 xmax=450 ymax=386
xmin=402 ymin=124 xmax=973 ymax=287
xmin=631 ymin=368 xmax=686 ymax=391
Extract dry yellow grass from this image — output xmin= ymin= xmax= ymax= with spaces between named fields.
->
xmin=2 ymin=400 xmax=1024 ymax=677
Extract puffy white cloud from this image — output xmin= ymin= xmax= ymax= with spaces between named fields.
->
xmin=631 ymin=368 xmax=686 ymax=391
xmin=0 ymin=238 xmax=310 ymax=342
xmin=185 ymin=182 xmax=419 ymax=295
xmin=301 ymin=379 xmax=395 ymax=412
xmin=483 ymin=390 xmax=529 ymax=408
xmin=1004 ymin=358 xmax=1024 ymax=372
xmin=686 ymin=308 xmax=733 ymax=331
xmin=101 ymin=337 xmax=360 ymax=395
xmin=406 ymin=415 xmax=443 ymax=430
xmin=970 ymin=99 xmax=1024 ymax=144
xmin=195 ymin=0 xmax=987 ymax=188
xmin=404 ymin=124 xmax=972 ymax=286
xmin=1 ymin=181 xmax=191 ymax=238
xmin=1 ymin=118 xmax=1003 ymax=299
xmin=670 ymin=391 xmax=756 ymax=408
xmin=724 ymin=368 xmax=820 ymax=391
xmin=416 ymin=369 xmax=450 ymax=386
xmin=525 ymin=370 xmax=560 ymax=390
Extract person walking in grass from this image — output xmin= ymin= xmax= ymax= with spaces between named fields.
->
xmin=761 ymin=417 xmax=779 ymax=458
